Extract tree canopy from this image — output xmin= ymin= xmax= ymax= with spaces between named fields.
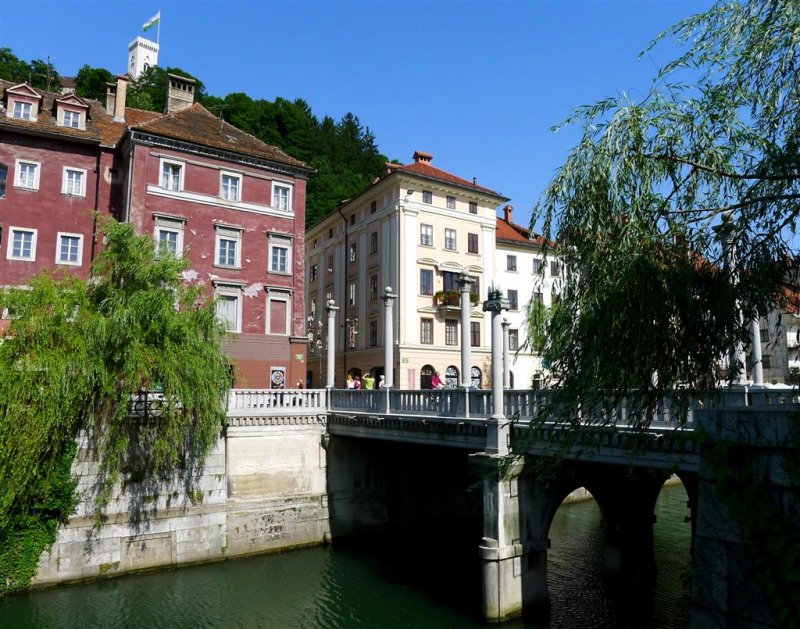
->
xmin=0 ymin=48 xmax=61 ymax=92
xmin=74 ymin=64 xmax=115 ymax=101
xmin=0 ymin=219 xmax=231 ymax=592
xmin=533 ymin=0 xmax=800 ymax=425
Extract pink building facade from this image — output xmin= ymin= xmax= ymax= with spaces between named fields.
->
xmin=0 ymin=76 xmax=311 ymax=388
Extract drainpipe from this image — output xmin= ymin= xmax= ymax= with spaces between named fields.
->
xmin=337 ymin=207 xmax=349 ymax=385
xmin=89 ymin=148 xmax=102 ymax=273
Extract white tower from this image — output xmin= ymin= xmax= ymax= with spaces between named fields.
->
xmin=127 ymin=37 xmax=159 ymax=80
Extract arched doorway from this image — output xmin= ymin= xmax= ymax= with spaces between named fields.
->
xmin=420 ymin=364 xmax=435 ymax=389
xmin=445 ymin=365 xmax=459 ymax=389
xmin=471 ymin=366 xmax=482 ymax=389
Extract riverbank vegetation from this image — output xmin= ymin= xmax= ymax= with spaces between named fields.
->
xmin=0 ymin=219 xmax=231 ymax=594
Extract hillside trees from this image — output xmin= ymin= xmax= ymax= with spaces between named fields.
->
xmin=0 ymin=219 xmax=231 ymax=593
xmin=534 ymin=0 xmax=800 ymax=426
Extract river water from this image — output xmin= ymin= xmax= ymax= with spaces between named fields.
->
xmin=1 ymin=484 xmax=691 ymax=628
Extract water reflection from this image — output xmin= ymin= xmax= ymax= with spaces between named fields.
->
xmin=1 ymin=484 xmax=691 ymax=628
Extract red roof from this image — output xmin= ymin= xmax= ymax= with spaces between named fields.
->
xmin=396 ymin=159 xmax=506 ymax=198
xmin=496 ymin=214 xmax=547 ymax=248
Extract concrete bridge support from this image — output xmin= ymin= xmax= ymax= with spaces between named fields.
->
xmin=471 ymin=454 xmax=546 ymax=623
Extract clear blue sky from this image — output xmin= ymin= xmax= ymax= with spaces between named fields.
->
xmin=0 ymin=0 xmax=713 ymax=231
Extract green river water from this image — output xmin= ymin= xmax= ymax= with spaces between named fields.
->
xmin=1 ymin=484 xmax=691 ymax=628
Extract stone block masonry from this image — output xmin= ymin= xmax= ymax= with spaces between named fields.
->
xmin=31 ymin=418 xmax=330 ymax=588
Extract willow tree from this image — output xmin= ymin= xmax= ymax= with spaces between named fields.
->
xmin=533 ymin=0 xmax=800 ymax=427
xmin=0 ymin=219 xmax=231 ymax=593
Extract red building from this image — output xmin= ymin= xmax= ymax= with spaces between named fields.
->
xmin=0 ymin=75 xmax=311 ymax=388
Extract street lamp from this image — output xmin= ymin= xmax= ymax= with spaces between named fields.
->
xmin=307 ymin=315 xmax=325 ymax=387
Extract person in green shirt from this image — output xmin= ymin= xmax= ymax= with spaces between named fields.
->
xmin=362 ymin=372 xmax=375 ymax=390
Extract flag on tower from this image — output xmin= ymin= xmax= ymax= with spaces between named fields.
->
xmin=142 ymin=11 xmax=160 ymax=32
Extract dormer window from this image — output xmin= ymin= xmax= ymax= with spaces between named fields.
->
xmin=13 ymin=102 xmax=31 ymax=120
xmin=63 ymin=110 xmax=80 ymax=128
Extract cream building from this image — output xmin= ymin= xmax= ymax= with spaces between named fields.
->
xmin=305 ymin=151 xmax=508 ymax=389
xmin=494 ymin=205 xmax=562 ymax=389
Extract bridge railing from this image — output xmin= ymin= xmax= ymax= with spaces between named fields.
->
xmin=228 ymin=389 xmax=326 ymax=416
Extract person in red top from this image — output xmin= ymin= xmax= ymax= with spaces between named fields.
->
xmin=430 ymin=371 xmax=444 ymax=389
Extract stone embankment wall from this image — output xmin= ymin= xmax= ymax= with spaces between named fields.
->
xmin=32 ymin=413 xmax=329 ymax=587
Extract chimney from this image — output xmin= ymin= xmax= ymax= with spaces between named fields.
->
xmin=412 ymin=150 xmax=433 ymax=164
xmin=503 ymin=204 xmax=513 ymax=223
xmin=105 ymin=82 xmax=116 ymax=116
xmin=165 ymin=73 xmax=196 ymax=114
xmin=472 ymin=177 xmax=477 ymax=186
xmin=113 ymin=75 xmax=128 ymax=122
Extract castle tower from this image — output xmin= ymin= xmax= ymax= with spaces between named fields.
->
xmin=127 ymin=37 xmax=159 ymax=80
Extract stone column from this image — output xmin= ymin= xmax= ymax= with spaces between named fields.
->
xmin=749 ymin=318 xmax=764 ymax=385
xmin=326 ymin=299 xmax=338 ymax=389
xmin=471 ymin=454 xmax=542 ymax=623
xmin=483 ymin=288 xmax=509 ymax=455
xmin=459 ymin=274 xmax=473 ymax=388
xmin=382 ymin=287 xmax=396 ymax=388
xmin=502 ymin=317 xmax=510 ymax=389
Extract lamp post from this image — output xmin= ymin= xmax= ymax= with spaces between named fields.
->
xmin=306 ymin=314 xmax=325 ymax=388
xmin=483 ymin=285 xmax=509 ymax=455
xmin=342 ymin=317 xmax=359 ymax=380
xmin=326 ymin=300 xmax=338 ymax=389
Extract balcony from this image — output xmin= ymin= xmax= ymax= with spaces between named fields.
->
xmin=433 ymin=290 xmax=479 ymax=311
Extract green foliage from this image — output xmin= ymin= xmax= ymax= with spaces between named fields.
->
xmin=74 ymin=64 xmax=115 ymax=101
xmin=0 ymin=218 xmax=231 ymax=593
xmin=533 ymin=0 xmax=800 ymax=425
xmin=0 ymin=48 xmax=61 ymax=92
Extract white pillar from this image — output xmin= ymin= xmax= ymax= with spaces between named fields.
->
xmin=459 ymin=274 xmax=473 ymax=388
xmin=484 ymin=288 xmax=509 ymax=455
xmin=502 ymin=317 xmax=510 ymax=389
xmin=382 ymin=287 xmax=396 ymax=388
xmin=749 ymin=318 xmax=764 ymax=385
xmin=326 ymin=300 xmax=338 ymax=389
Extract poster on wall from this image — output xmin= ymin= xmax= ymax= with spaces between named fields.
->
xmin=270 ymin=367 xmax=286 ymax=389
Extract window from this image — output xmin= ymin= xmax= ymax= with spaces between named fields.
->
xmin=15 ymin=160 xmax=39 ymax=190
xmin=328 ymin=228 xmax=333 ymax=239
xmin=325 ymin=289 xmax=333 ymax=304
xmin=507 ymin=255 xmax=517 ymax=272
xmin=533 ymin=291 xmax=544 ymax=304
xmin=349 ymin=281 xmax=357 ymax=306
xmin=444 ymin=228 xmax=457 ymax=251
xmin=310 ymin=298 xmax=317 ymax=317
xmin=763 ymin=354 xmax=773 ymax=369
xmin=446 ymin=195 xmax=456 ymax=209
xmin=267 ymin=292 xmax=291 ymax=335
xmin=420 ymin=269 xmax=433 ymax=295
xmin=469 ymin=201 xmax=477 ymax=214
xmin=310 ymin=264 xmax=318 ymax=282
xmin=422 ymin=190 xmax=432 ymax=204
xmin=420 ymin=224 xmax=433 ymax=246
xmin=215 ymin=226 xmax=242 ymax=268
xmin=445 ymin=320 xmax=458 ymax=346
xmin=509 ymin=329 xmax=519 ymax=351
xmin=154 ymin=216 xmax=185 ymax=258
xmin=470 ymin=276 xmax=481 ymax=302
xmin=508 ymin=290 xmax=519 ymax=310
xmin=421 ymin=318 xmax=433 ymax=344
xmin=160 ymin=160 xmax=183 ymax=191
xmin=370 ymin=320 xmax=378 ymax=347
xmin=370 ymin=231 xmax=378 ymax=254
xmin=470 ymin=322 xmax=481 ymax=347
xmin=12 ymin=101 xmax=31 ymax=120
xmin=269 ymin=235 xmax=292 ymax=273
xmin=214 ymin=284 xmax=242 ymax=332
xmin=0 ymin=162 xmax=6 ymax=198
xmin=350 ymin=214 xmax=356 ymax=227
xmin=62 ymin=167 xmax=86 ymax=197
xmin=468 ymin=233 xmax=478 ymax=254
xmin=273 ymin=183 xmax=292 ymax=212
xmin=370 ymin=273 xmax=378 ymax=301
xmin=371 ymin=200 xmax=377 ymax=214
xmin=63 ymin=110 xmax=80 ymax=128
xmin=327 ymin=254 xmax=334 ymax=272
xmin=349 ymin=242 xmax=357 ymax=263
xmin=7 ymin=227 xmax=36 ymax=261
xmin=443 ymin=271 xmax=460 ymax=292
xmin=550 ymin=260 xmax=560 ymax=276
xmin=220 ymin=172 xmax=241 ymax=201
xmin=533 ymin=259 xmax=544 ymax=275
xmin=56 ymin=232 xmax=83 ymax=265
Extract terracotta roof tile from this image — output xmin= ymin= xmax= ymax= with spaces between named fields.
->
xmin=397 ymin=160 xmax=506 ymax=198
xmin=496 ymin=216 xmax=547 ymax=247
xmin=130 ymin=103 xmax=310 ymax=170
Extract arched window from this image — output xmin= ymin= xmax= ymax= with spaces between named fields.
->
xmin=471 ymin=366 xmax=482 ymax=389
xmin=445 ymin=365 xmax=459 ymax=389
xmin=420 ymin=364 xmax=435 ymax=389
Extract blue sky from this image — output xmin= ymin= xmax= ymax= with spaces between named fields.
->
xmin=0 ymin=0 xmax=713 ymax=231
